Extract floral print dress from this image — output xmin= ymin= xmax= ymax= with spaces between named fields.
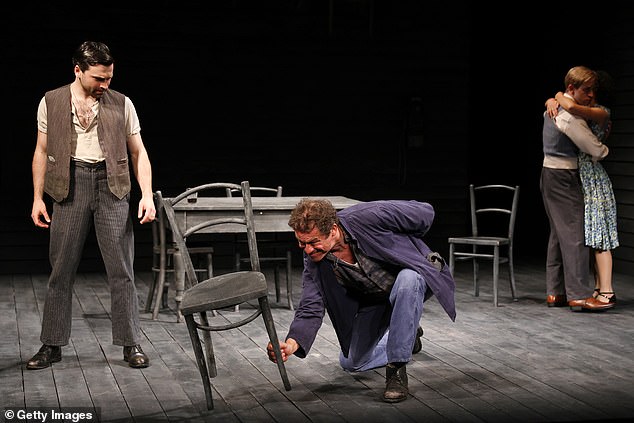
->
xmin=578 ymin=104 xmax=619 ymax=250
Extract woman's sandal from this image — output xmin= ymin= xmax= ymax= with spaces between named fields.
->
xmin=592 ymin=288 xmax=600 ymax=298
xmin=597 ymin=291 xmax=617 ymax=304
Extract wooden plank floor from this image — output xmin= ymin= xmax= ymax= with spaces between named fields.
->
xmin=2 ymin=258 xmax=634 ymax=422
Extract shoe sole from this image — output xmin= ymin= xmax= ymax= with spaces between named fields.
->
xmin=26 ymin=356 xmax=61 ymax=370
xmin=382 ymin=394 xmax=408 ymax=403
xmin=128 ymin=362 xmax=150 ymax=369
xmin=569 ymin=304 xmax=615 ymax=312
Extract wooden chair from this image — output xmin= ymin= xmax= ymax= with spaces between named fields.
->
xmin=226 ymin=185 xmax=294 ymax=310
xmin=146 ymin=193 xmax=214 ymax=320
xmin=448 ymin=184 xmax=520 ymax=306
xmin=161 ymin=181 xmax=292 ymax=410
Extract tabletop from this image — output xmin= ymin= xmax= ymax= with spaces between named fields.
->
xmin=170 ymin=195 xmax=362 ymax=233
xmin=172 ymin=196 xmax=361 ymax=211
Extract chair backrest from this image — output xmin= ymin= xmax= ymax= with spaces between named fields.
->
xmin=226 ymin=185 xmax=282 ymax=197
xmin=159 ymin=181 xmax=260 ymax=288
xmin=469 ymin=184 xmax=520 ymax=241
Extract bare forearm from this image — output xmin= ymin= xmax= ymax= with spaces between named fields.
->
xmin=131 ymin=149 xmax=153 ymax=198
xmin=32 ymin=150 xmax=47 ymax=201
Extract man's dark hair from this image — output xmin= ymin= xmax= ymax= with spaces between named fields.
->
xmin=72 ymin=41 xmax=114 ymax=71
xmin=596 ymin=70 xmax=614 ymax=106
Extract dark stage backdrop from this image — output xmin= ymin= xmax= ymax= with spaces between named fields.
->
xmin=1 ymin=2 xmax=632 ymax=274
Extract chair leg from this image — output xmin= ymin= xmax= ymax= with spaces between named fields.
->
xmin=493 ymin=246 xmax=500 ymax=307
xmin=508 ymin=246 xmax=517 ymax=301
xmin=286 ymin=250 xmax=293 ymax=311
xmin=448 ymin=243 xmax=455 ymax=276
xmin=185 ymin=313 xmax=215 ymax=410
xmin=233 ymin=253 xmax=241 ymax=313
xmin=173 ymin=250 xmax=187 ymax=323
xmin=205 ymin=252 xmax=214 ymax=278
xmin=152 ymin=266 xmax=168 ymax=320
xmin=274 ymin=266 xmax=281 ymax=303
xmin=204 ymin=253 xmax=218 ymax=317
xmin=472 ymin=246 xmax=479 ymax=297
xmin=258 ymin=296 xmax=291 ymax=392
xmin=199 ymin=311 xmax=217 ymax=377
xmin=161 ymin=285 xmax=169 ymax=309
xmin=146 ymin=271 xmax=158 ymax=313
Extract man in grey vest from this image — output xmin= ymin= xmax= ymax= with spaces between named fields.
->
xmin=540 ymin=66 xmax=613 ymax=312
xmin=28 ymin=41 xmax=156 ymax=369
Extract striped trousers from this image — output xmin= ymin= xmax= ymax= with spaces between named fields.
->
xmin=40 ymin=161 xmax=141 ymax=346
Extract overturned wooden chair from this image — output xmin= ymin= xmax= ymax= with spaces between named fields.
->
xmin=226 ymin=185 xmax=293 ymax=310
xmin=161 ymin=181 xmax=291 ymax=410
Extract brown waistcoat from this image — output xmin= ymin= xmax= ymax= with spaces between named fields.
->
xmin=44 ymin=85 xmax=132 ymax=202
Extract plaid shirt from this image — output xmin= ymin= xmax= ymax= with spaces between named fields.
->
xmin=326 ymin=236 xmax=399 ymax=299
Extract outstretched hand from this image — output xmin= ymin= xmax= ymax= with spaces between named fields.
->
xmin=267 ymin=338 xmax=299 ymax=363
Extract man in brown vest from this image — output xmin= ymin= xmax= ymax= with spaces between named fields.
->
xmin=28 ymin=41 xmax=156 ymax=369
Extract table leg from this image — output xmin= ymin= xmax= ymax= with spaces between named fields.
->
xmin=173 ymin=248 xmax=186 ymax=323
xmin=151 ymin=241 xmax=169 ymax=320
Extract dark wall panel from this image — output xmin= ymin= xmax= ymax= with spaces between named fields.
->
xmin=2 ymin=2 xmax=632 ymax=274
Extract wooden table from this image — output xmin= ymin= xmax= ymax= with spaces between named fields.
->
xmin=171 ymin=196 xmax=361 ymax=234
xmin=158 ymin=195 xmax=361 ymax=321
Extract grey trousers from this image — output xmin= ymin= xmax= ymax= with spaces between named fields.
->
xmin=40 ymin=161 xmax=141 ymax=347
xmin=540 ymin=167 xmax=592 ymax=301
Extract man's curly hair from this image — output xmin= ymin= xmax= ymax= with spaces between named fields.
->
xmin=288 ymin=198 xmax=338 ymax=235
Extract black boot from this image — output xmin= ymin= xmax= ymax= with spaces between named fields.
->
xmin=383 ymin=363 xmax=408 ymax=403
xmin=26 ymin=344 xmax=61 ymax=370
xmin=412 ymin=326 xmax=424 ymax=354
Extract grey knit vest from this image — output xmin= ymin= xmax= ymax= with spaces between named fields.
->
xmin=542 ymin=108 xmax=579 ymax=159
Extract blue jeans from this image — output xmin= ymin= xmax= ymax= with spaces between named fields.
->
xmin=339 ymin=269 xmax=426 ymax=372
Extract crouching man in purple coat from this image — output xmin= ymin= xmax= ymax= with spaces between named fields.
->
xmin=266 ymin=199 xmax=456 ymax=403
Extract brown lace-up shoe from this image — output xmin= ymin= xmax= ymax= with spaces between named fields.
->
xmin=383 ymin=364 xmax=408 ymax=403
xmin=568 ymin=297 xmax=615 ymax=312
xmin=546 ymin=294 xmax=567 ymax=307
xmin=123 ymin=345 xmax=150 ymax=368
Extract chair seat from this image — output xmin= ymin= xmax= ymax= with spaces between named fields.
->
xmin=447 ymin=236 xmax=509 ymax=246
xmin=181 ymin=271 xmax=268 ymax=314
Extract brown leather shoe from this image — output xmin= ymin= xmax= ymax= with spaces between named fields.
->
xmin=26 ymin=344 xmax=61 ymax=370
xmin=568 ymin=297 xmax=615 ymax=312
xmin=546 ymin=294 xmax=567 ymax=307
xmin=123 ymin=345 xmax=150 ymax=368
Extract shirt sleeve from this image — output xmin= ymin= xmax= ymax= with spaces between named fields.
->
xmin=555 ymin=110 xmax=609 ymax=161
xmin=37 ymin=96 xmax=47 ymax=133
xmin=125 ymin=96 xmax=141 ymax=136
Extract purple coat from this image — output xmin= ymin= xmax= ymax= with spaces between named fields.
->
xmin=286 ymin=200 xmax=456 ymax=358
